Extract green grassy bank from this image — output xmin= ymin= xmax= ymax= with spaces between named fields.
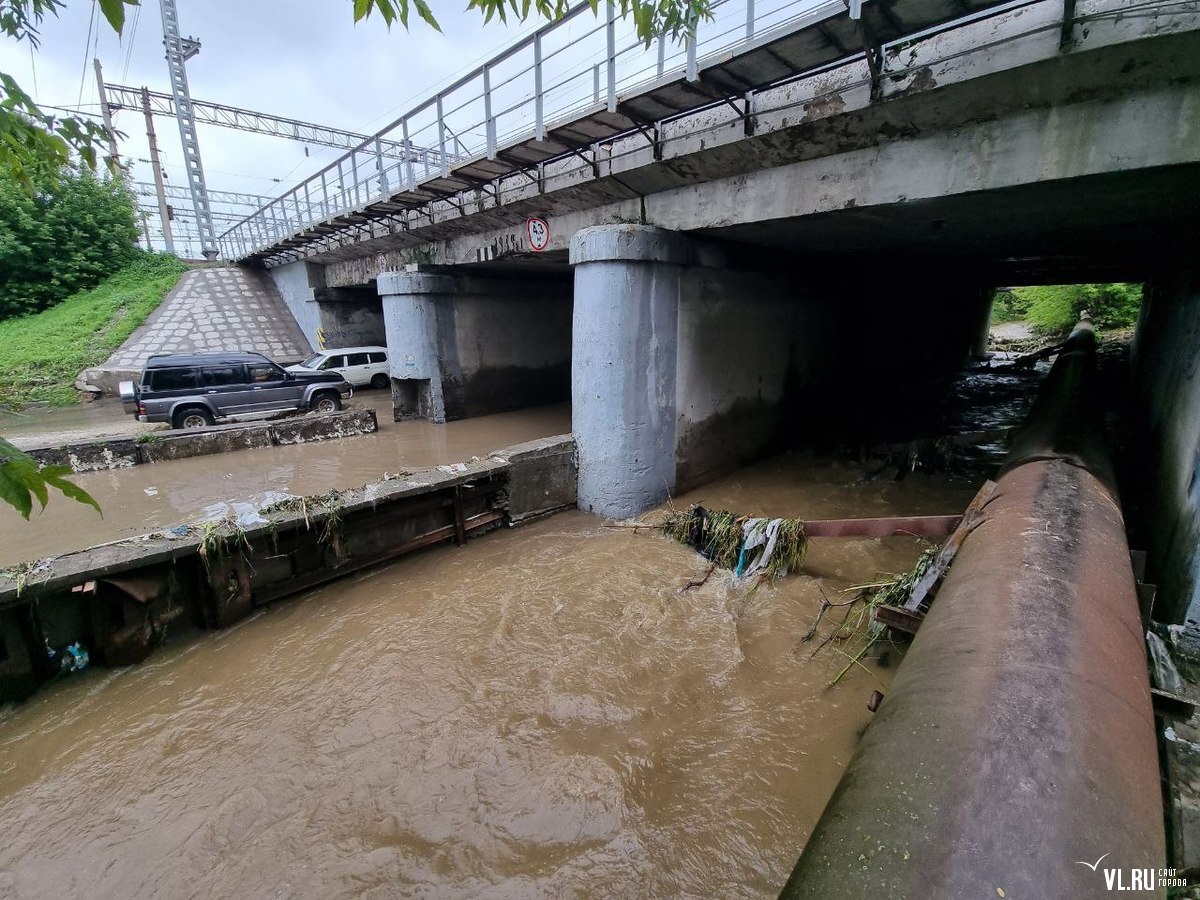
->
xmin=0 ymin=254 xmax=188 ymax=408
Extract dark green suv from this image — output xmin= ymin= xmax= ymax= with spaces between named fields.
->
xmin=119 ymin=351 xmax=352 ymax=429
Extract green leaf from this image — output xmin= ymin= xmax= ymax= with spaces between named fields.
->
xmin=98 ymin=0 xmax=132 ymax=35
xmin=0 ymin=462 xmax=33 ymax=519
xmin=43 ymin=471 xmax=102 ymax=517
xmin=412 ymin=0 xmax=441 ymax=32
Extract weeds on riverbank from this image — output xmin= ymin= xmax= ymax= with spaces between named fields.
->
xmin=263 ymin=490 xmax=348 ymax=558
xmin=0 ymin=254 xmax=187 ymax=408
xmin=197 ymin=514 xmax=252 ymax=570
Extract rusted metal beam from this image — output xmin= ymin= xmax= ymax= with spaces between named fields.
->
xmin=803 ymin=514 xmax=962 ymax=538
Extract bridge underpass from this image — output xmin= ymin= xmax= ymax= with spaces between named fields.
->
xmin=254 ymin=0 xmax=1200 ymax=601
xmin=221 ymin=0 xmax=1200 ymax=890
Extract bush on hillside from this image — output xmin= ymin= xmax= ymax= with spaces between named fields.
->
xmin=0 ymin=166 xmax=141 ymax=320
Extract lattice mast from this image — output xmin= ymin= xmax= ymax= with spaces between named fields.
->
xmin=158 ymin=0 xmax=217 ymax=259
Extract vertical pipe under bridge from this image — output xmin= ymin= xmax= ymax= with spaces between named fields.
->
xmin=781 ymin=317 xmax=1165 ymax=897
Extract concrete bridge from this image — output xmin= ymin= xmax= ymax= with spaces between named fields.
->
xmin=227 ymin=0 xmax=1199 ymax=624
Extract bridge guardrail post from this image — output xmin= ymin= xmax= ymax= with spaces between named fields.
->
xmin=402 ymin=120 xmax=416 ymax=190
xmin=437 ymin=95 xmax=449 ymax=176
xmin=375 ymin=137 xmax=390 ymax=196
xmin=607 ymin=1 xmax=617 ymax=112
xmin=535 ymin=33 xmax=545 ymax=141
xmin=484 ymin=66 xmax=496 ymax=159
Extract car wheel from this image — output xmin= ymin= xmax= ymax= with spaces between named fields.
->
xmin=370 ymin=373 xmax=389 ymax=390
xmin=173 ymin=406 xmax=214 ymax=430
xmin=311 ymin=391 xmax=342 ymax=414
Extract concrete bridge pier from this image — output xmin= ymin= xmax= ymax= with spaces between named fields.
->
xmin=378 ymin=267 xmax=572 ymax=423
xmin=378 ymin=271 xmax=454 ymax=422
xmin=570 ymin=224 xmax=800 ymax=518
xmin=571 ymin=226 xmax=685 ymax=518
xmin=1132 ymin=260 xmax=1200 ymax=624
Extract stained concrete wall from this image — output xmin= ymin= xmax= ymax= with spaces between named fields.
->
xmin=1132 ymin=265 xmax=1200 ymax=624
xmin=445 ymin=275 xmax=572 ymax=419
xmin=570 ymin=225 xmax=992 ymax=517
xmin=318 ymin=287 xmax=386 ymax=348
xmin=676 ymin=268 xmax=796 ymax=490
xmin=380 ymin=269 xmax=572 ymax=423
xmin=268 ymin=260 xmax=324 ymax=347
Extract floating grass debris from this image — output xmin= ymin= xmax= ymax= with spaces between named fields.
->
xmin=654 ymin=505 xmax=807 ymax=583
xmin=804 ymin=546 xmax=939 ymax=686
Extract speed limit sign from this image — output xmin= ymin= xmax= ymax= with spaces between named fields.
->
xmin=526 ymin=217 xmax=550 ymax=252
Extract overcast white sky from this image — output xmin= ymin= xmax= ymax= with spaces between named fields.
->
xmin=0 ymin=1 xmax=543 ymax=253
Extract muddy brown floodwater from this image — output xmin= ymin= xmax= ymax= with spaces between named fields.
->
xmin=0 ymin=399 xmax=570 ymax=568
xmin=0 ymin=452 xmax=974 ymax=899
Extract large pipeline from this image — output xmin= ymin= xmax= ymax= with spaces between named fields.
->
xmin=781 ymin=318 xmax=1165 ymax=897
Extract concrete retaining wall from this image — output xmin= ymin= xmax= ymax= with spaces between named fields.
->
xmin=26 ymin=408 xmax=378 ymax=472
xmin=1133 ymin=265 xmax=1200 ymax=624
xmin=0 ymin=435 xmax=578 ymax=703
xmin=268 ymin=260 xmax=325 ymax=347
xmin=490 ymin=434 xmax=577 ymax=522
xmin=446 ymin=276 xmax=572 ymax=419
xmin=318 ymin=287 xmax=386 ymax=348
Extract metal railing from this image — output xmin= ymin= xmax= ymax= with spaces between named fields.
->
xmin=218 ymin=0 xmax=846 ymax=259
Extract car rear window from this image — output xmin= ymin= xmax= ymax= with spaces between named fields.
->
xmin=368 ymin=352 xmax=386 ymax=363
xmin=147 ymin=367 xmax=198 ymax=391
xmin=346 ymin=353 xmax=370 ymax=366
xmin=202 ymin=365 xmax=245 ymax=386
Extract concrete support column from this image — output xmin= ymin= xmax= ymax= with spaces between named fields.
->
xmin=378 ymin=271 xmax=454 ymax=423
xmin=1131 ymin=264 xmax=1200 ymax=623
xmin=970 ymin=287 xmax=996 ymax=359
xmin=570 ymin=225 xmax=688 ymax=518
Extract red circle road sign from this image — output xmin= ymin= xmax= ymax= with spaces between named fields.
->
xmin=526 ymin=217 xmax=550 ymax=252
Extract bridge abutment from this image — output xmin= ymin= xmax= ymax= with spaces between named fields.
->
xmin=268 ymin=260 xmax=384 ymax=350
xmin=378 ymin=268 xmax=572 ymax=423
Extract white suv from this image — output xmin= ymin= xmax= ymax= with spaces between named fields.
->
xmin=288 ymin=346 xmax=389 ymax=388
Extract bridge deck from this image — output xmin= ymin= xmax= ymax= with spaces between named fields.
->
xmin=224 ymin=0 xmax=1019 ymax=265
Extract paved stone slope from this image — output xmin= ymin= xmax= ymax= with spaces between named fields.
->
xmin=105 ymin=266 xmax=310 ymax=369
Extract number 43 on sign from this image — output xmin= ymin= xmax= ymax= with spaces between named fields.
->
xmin=526 ymin=217 xmax=550 ymax=252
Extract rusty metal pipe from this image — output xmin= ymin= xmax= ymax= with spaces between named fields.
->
xmin=781 ymin=318 xmax=1164 ymax=897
